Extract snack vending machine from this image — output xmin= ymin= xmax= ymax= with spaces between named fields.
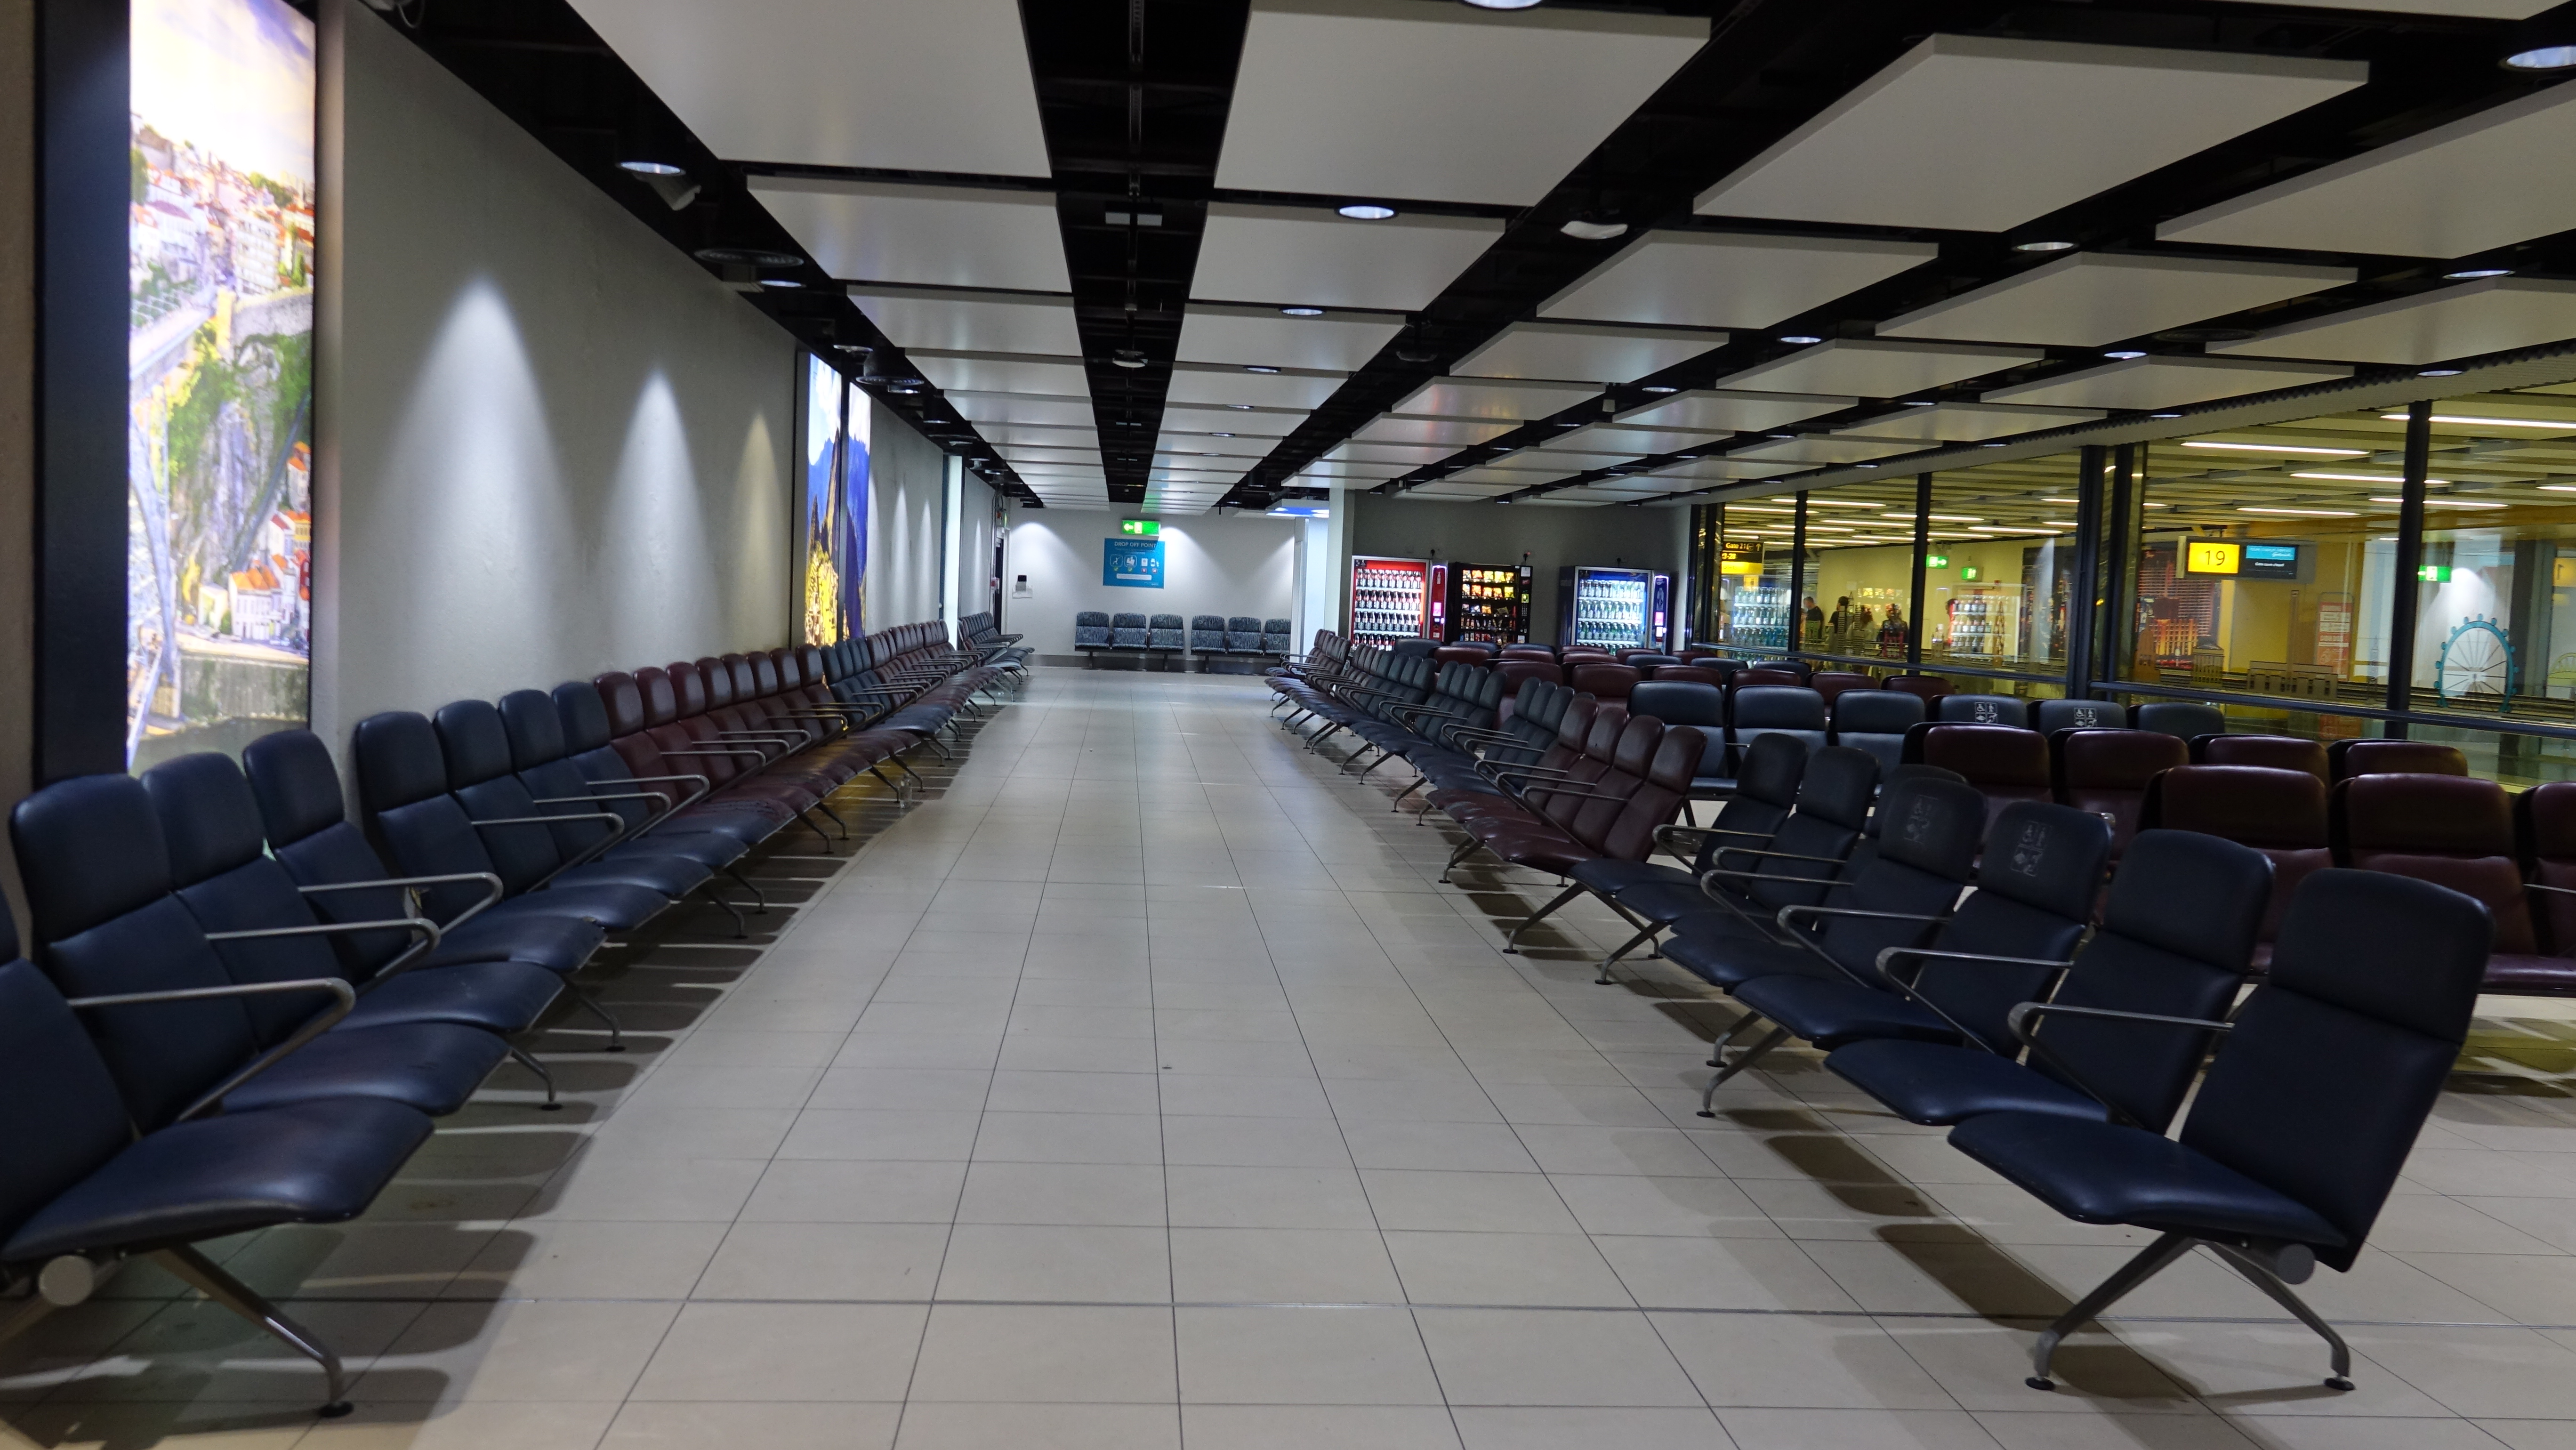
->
xmin=1446 ymin=562 xmax=1532 ymax=644
xmin=1557 ymin=565 xmax=1658 ymax=650
xmin=1349 ymin=556 xmax=1432 ymax=642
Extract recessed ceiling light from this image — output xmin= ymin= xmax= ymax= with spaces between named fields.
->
xmin=758 ymin=278 xmax=802 ymax=289
xmin=2445 ymin=268 xmax=2512 ymax=281
xmin=2369 ymin=495 xmax=2504 ymax=508
xmin=1561 ymin=217 xmax=1628 ymax=241
xmin=2505 ymin=43 xmax=2576 ymax=71
xmin=2384 ymin=412 xmax=2574 ymax=429
xmin=1212 ymin=432 xmax=1236 ymax=438
xmin=1279 ymin=306 xmax=1325 ymax=317
xmin=2421 ymin=367 xmax=2466 ymax=377
xmin=2239 ymin=506 xmax=2358 ymax=516
xmin=1779 ymin=335 xmax=1823 ymax=346
xmin=1902 ymin=400 xmax=1938 ymax=407
xmin=2012 ymin=240 xmax=2077 ymax=253
xmin=2104 ymin=349 xmax=2148 ymax=360
xmin=1225 ymin=404 xmax=1255 ymax=411
xmin=1243 ymin=365 xmax=1281 ymax=374
xmin=1642 ymin=385 xmax=1679 ymax=394
xmin=620 ymin=159 xmax=685 ymax=176
xmin=1337 ymin=203 xmax=1397 ymax=220
xmin=2293 ymin=472 xmax=2447 ymax=485
xmin=2150 ymin=411 xmax=2183 ymax=419
xmin=2180 ymin=441 xmax=2368 ymax=457
xmin=1111 ymin=348 xmax=1147 ymax=370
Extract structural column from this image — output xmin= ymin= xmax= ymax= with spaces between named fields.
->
xmin=2383 ymin=401 xmax=2433 ymax=735
xmin=1907 ymin=473 xmax=1930 ymax=668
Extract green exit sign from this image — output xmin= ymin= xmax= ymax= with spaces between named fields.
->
xmin=1120 ymin=518 xmax=1159 ymax=536
xmin=1960 ymin=565 xmax=1981 ymax=581
xmin=1923 ymin=554 xmax=1949 ymax=569
xmin=2419 ymin=564 xmax=2452 ymax=582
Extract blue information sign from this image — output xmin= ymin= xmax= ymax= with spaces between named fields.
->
xmin=1104 ymin=537 xmax=1166 ymax=588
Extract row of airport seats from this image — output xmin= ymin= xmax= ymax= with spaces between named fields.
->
xmin=1072 ymin=612 xmax=1292 ymax=667
xmin=0 ymin=620 xmax=1015 ymax=1418
xmin=1613 ymin=743 xmax=2487 ymax=1395
xmin=959 ymin=612 xmax=1031 ymax=670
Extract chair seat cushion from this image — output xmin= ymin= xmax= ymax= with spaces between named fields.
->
xmin=1824 ymin=1039 xmax=2109 ymax=1127
xmin=609 ymin=829 xmax=746 ymax=870
xmin=345 ymin=959 xmax=564 ymax=1036
xmin=428 ymin=905 xmax=605 ymax=975
xmin=553 ymin=855 xmax=710 ymax=899
xmin=1663 ymin=932 xmax=1819 ymax=991
xmin=4 ymin=1097 xmax=435 ymax=1260
xmin=1607 ymin=873 xmax=1715 ymax=923
xmin=1947 ymin=1111 xmax=2346 ymax=1246
xmin=2482 ymin=953 xmax=2576 ymax=997
xmin=226 ymin=1022 xmax=510 ymax=1118
xmin=1728 ymin=974 xmax=1960 ymax=1048
xmin=513 ymin=881 xmax=673 ymax=931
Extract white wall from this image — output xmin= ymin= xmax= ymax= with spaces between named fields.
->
xmin=864 ymin=397 xmax=945 ymax=630
xmin=1002 ymin=508 xmax=1299 ymax=657
xmin=314 ymin=0 xmax=794 ymax=750
xmin=955 ymin=472 xmax=999 ymax=623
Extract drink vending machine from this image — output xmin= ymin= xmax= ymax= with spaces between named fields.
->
xmin=1348 ymin=556 xmax=1433 ymax=641
xmin=1446 ymin=563 xmax=1532 ymax=644
xmin=1556 ymin=566 xmax=1669 ymax=651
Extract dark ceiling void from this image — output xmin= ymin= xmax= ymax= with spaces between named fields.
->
xmin=384 ymin=0 xmax=2576 ymax=516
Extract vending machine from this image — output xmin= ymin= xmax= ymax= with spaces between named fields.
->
xmin=1558 ymin=565 xmax=1661 ymax=650
xmin=1349 ymin=556 xmax=1433 ymax=642
xmin=1446 ymin=562 xmax=1532 ymax=644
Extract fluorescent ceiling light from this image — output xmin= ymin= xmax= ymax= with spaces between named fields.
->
xmin=2104 ymin=349 xmax=2147 ymax=359
xmin=2446 ymin=268 xmax=2513 ymax=280
xmin=1280 ymin=306 xmax=1325 ymax=316
xmin=2380 ymin=412 xmax=2576 ymax=429
xmin=2180 ymin=441 xmax=2368 ymax=456
xmin=2013 ymin=239 xmax=2077 ymax=252
xmin=2292 ymin=471 xmax=2447 ymax=484
xmin=2239 ymin=506 xmax=2358 ymax=516
xmin=1779 ymin=334 xmax=1824 ymax=345
xmin=1337 ymin=203 xmax=1397 ymax=220
xmin=2368 ymin=495 xmax=2507 ymax=508
xmin=1808 ymin=499 xmax=1886 ymax=508
xmin=620 ymin=159 xmax=685 ymax=175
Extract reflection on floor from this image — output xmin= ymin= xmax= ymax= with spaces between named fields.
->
xmin=10 ymin=667 xmax=2576 ymax=1450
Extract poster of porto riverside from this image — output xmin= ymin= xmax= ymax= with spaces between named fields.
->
xmin=126 ymin=0 xmax=317 ymax=768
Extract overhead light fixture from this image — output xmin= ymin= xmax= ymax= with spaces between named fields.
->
xmin=2180 ymin=441 xmax=2367 ymax=457
xmin=1243 ymin=365 xmax=1281 ymax=374
xmin=2504 ymin=26 xmax=2576 ymax=70
xmin=2103 ymin=349 xmax=2148 ymax=360
xmin=2382 ymin=412 xmax=2571 ymax=428
xmin=1280 ymin=306 xmax=1325 ymax=317
xmin=1902 ymin=400 xmax=1938 ymax=407
xmin=1111 ymin=349 xmax=1147 ymax=370
xmin=2445 ymin=268 xmax=2513 ymax=281
xmin=1212 ymin=432 xmax=1236 ymax=438
xmin=758 ymin=278 xmax=801 ymax=289
xmin=1642 ymin=385 xmax=1679 ymax=394
xmin=1337 ymin=203 xmax=1397 ymax=220
xmin=2369 ymin=495 xmax=2504 ymax=508
xmin=1561 ymin=216 xmax=1627 ymax=242
xmin=620 ymin=159 xmax=684 ymax=176
xmin=2421 ymin=367 xmax=2466 ymax=377
xmin=2150 ymin=411 xmax=2183 ymax=419
xmin=1779 ymin=335 xmax=1823 ymax=346
xmin=2012 ymin=240 xmax=2077 ymax=253
xmin=2294 ymin=472 xmax=2448 ymax=485
xmin=2239 ymin=506 xmax=2358 ymax=516
xmin=1225 ymin=403 xmax=1255 ymax=411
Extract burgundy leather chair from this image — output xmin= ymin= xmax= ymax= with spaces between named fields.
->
xmin=1731 ymin=667 xmax=1804 ymax=693
xmin=2334 ymin=774 xmax=2550 ymax=990
xmin=2518 ymin=782 xmax=2576 ymax=960
xmin=1882 ymin=674 xmax=1955 ymax=707
xmin=2142 ymin=764 xmax=2330 ymax=965
xmin=1433 ymin=646 xmax=1490 ymax=667
xmin=1569 ymin=662 xmax=1642 ymax=701
xmin=2052 ymin=729 xmax=2190 ymax=858
xmin=1646 ymin=664 xmax=1723 ymax=686
xmin=2330 ymin=739 xmax=2468 ymax=782
xmin=1905 ymin=723 xmax=2051 ymax=833
xmin=1809 ymin=671 xmax=1873 ymax=707
xmin=2197 ymin=733 xmax=2328 ymax=783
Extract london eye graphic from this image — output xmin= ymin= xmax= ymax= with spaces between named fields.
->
xmin=2437 ymin=616 xmax=2516 ymax=710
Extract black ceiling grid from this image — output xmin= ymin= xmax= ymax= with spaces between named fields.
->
xmin=381 ymin=0 xmax=1050 ymax=506
xmin=1018 ymin=0 xmax=1254 ymax=508
xmin=1209 ymin=0 xmax=2568 ymax=513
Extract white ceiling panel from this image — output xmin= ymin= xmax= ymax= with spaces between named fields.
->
xmin=949 ymin=392 xmax=1100 ymax=428
xmin=978 ymin=426 xmax=1100 ymax=451
xmin=568 ymin=0 xmax=1049 ymax=176
xmin=1715 ymin=339 xmax=2043 ymax=398
xmin=1407 ymin=481 xmax=1521 ymax=499
xmin=1978 ymin=354 xmax=2351 ymax=410
xmin=1695 ymin=36 xmax=2364 ymax=231
xmin=1834 ymin=401 xmax=2104 ymax=442
xmin=1192 ymin=203 xmax=1503 ymax=310
xmin=1175 ymin=305 xmax=1405 ymax=371
xmin=910 ymin=351 xmax=1091 ymax=396
xmin=1876 ymin=253 xmax=2355 ymax=347
xmin=2207 ymin=277 xmax=2576 ymax=365
xmin=1352 ymin=415 xmax=1517 ymax=447
xmin=1296 ymin=461 xmax=1409 ymax=479
xmin=1215 ymin=0 xmax=1705 ymax=207
xmin=998 ymin=445 xmax=1107 ymax=464
xmin=1396 ymin=376 xmax=1599 ymax=421
xmin=1728 ymin=436 xmax=1927 ymax=465
xmin=1453 ymin=321 xmax=1730 ymax=385
xmin=1649 ymin=457 xmax=1802 ymax=482
xmin=1546 ymin=422 xmax=1730 ymax=456
xmin=846 ymin=288 xmax=1082 ymax=356
xmin=2160 ymin=84 xmax=2576 ymax=258
xmin=1438 ymin=467 xmax=1571 ymax=486
xmin=749 ymin=180 xmax=1070 ymax=291
xmin=1614 ymin=388 xmax=1854 ymax=433
xmin=1328 ymin=442 xmax=1463 ymax=465
xmin=1540 ymin=230 xmax=1936 ymax=330
xmin=1165 ymin=363 xmax=1349 ymax=409
xmin=1161 ymin=405 xmax=1304 ymax=435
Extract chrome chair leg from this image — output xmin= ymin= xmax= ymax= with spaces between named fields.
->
xmin=154 ymin=1245 xmax=354 ymax=1418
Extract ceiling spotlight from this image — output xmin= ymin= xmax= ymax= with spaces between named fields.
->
xmin=886 ymin=379 xmax=923 ymax=395
xmin=1561 ymin=216 xmax=1628 ymax=242
xmin=1280 ymin=306 xmax=1325 ymax=317
xmin=1111 ymin=348 xmax=1147 ymax=370
xmin=1212 ymin=432 xmax=1236 ymax=437
xmin=620 ymin=159 xmax=684 ymax=176
xmin=1903 ymin=400 xmax=1938 ymax=407
xmin=2012 ymin=239 xmax=2077 ymax=253
xmin=1337 ymin=203 xmax=1398 ymax=220
xmin=1779 ymin=335 xmax=1823 ymax=346
xmin=1243 ymin=365 xmax=1282 ymax=374
xmin=2505 ymin=42 xmax=2576 ymax=70
xmin=758 ymin=278 xmax=802 ymax=289
xmin=1642 ymin=385 xmax=1678 ymax=394
xmin=2104 ymin=349 xmax=2147 ymax=360
xmin=2421 ymin=367 xmax=2467 ymax=377
xmin=2445 ymin=268 xmax=2512 ymax=280
xmin=2150 ymin=411 xmax=2182 ymax=419
xmin=1225 ymin=403 xmax=1256 ymax=411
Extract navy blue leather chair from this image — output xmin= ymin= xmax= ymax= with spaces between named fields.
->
xmin=1948 ymin=869 xmax=2491 ymax=1394
xmin=1826 ymin=828 xmax=2271 ymax=1131
xmin=1707 ymin=799 xmax=2110 ymax=1111
xmin=0 ymin=905 xmax=431 ymax=1418
xmin=9 ymin=774 xmax=510 ymax=1124
xmin=2133 ymin=701 xmax=2226 ymax=741
xmin=1831 ymin=689 xmax=1925 ymax=774
xmin=1730 ymin=687 xmax=1828 ymax=774
xmin=1939 ymin=693 xmax=2028 ymax=728
xmin=435 ymin=700 xmax=718 ymax=907
xmin=1629 ymin=681 xmax=1728 ymax=802
xmin=2035 ymin=697 xmax=2123 ymax=733
xmin=496 ymin=689 xmax=754 ymax=880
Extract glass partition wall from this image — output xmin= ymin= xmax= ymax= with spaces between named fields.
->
xmin=1677 ymin=380 xmax=2576 ymax=786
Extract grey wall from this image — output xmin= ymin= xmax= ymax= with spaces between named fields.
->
xmin=956 ymin=472 xmax=999 ymax=623
xmin=314 ymin=0 xmax=797 ymax=751
xmin=1002 ymin=508 xmax=1300 ymax=657
xmin=1344 ymin=495 xmax=1689 ymax=645
xmin=0 ymin=0 xmax=30 ymax=925
xmin=866 ymin=397 xmax=945 ymax=631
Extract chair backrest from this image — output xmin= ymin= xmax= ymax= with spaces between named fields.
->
xmin=1908 ymin=723 xmax=2052 ymax=831
xmin=353 ymin=710 xmax=511 ymax=919
xmin=1730 ymin=686 xmax=1829 ymax=771
xmin=1742 ymin=747 xmax=1881 ymax=912
xmin=1645 ymin=664 xmax=1723 ymax=686
xmin=242 ymin=728 xmax=434 ymax=977
xmin=1150 ymin=613 xmax=1184 ymax=631
xmin=1627 ymin=681 xmax=1726 ymax=759
xmin=1909 ymin=802 xmax=2111 ymax=1051
xmin=2330 ymin=739 xmax=2467 ymax=781
xmin=1075 ymin=612 xmax=1111 ymax=646
xmin=1077 ymin=610 xmax=1110 ymax=628
xmin=2051 ymin=728 xmax=2189 ymax=856
xmin=1811 ymin=775 xmax=1985 ymax=974
xmin=10 ymin=774 xmax=267 ymax=1131
xmin=1698 ymin=732 xmax=1806 ymax=873
xmin=1113 ymin=612 xmax=1149 ymax=630
xmin=435 ymin=699 xmax=574 ymax=891
xmin=1494 ymin=659 xmax=1565 ymax=694
xmin=0 ymin=940 xmax=139 ymax=1249
xmin=2198 ymin=733 xmax=2327 ymax=781
xmin=2132 ymin=701 xmax=2226 ymax=741
xmin=2141 ymin=764 xmax=2330 ymax=947
xmin=1809 ymin=670 xmax=1873 ymax=705
xmin=1562 ymin=713 xmax=1664 ymax=844
xmin=2518 ymin=781 xmax=2576 ymax=954
xmin=1263 ymin=617 xmax=1292 ymax=636
xmin=2034 ymin=698 xmax=2123 ymax=733
xmin=1624 ymin=652 xmax=1681 ymax=669
xmin=1746 ymin=658 xmax=1811 ymax=682
xmin=1434 ymin=646 xmax=1489 ymax=667
xmin=1733 ymin=667 xmax=1804 ymax=691
xmin=1830 ymin=690 xmax=1925 ymax=774
xmin=1939 ymin=693 xmax=2028 ymax=728
xmin=1500 ymin=644 xmax=1555 ymax=661
xmin=1392 ymin=638 xmax=1441 ymax=659
xmin=1597 ymin=726 xmax=1707 ymax=862
xmin=1882 ymin=674 xmax=1953 ymax=704
xmin=1570 ymin=662 xmax=1642 ymax=700
xmin=2180 ymin=869 xmax=2490 ymax=1269
xmin=2334 ymin=773 xmax=2534 ymax=952
xmin=2026 ymin=829 xmax=2272 ymax=1131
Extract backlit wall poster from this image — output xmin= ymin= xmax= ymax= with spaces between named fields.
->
xmin=800 ymin=354 xmax=845 ymax=644
xmin=125 ymin=0 xmax=317 ymax=768
xmin=841 ymin=391 xmax=871 ymax=639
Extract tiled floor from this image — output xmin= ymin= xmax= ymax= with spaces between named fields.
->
xmin=13 ymin=667 xmax=2576 ymax=1450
